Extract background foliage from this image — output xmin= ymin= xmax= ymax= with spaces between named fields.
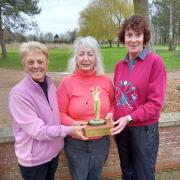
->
xmin=0 ymin=46 xmax=179 ymax=72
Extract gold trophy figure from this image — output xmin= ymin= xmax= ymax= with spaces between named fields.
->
xmin=88 ymin=87 xmax=105 ymax=125
xmin=84 ymin=86 xmax=113 ymax=138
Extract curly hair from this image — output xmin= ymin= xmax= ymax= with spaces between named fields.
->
xmin=119 ymin=14 xmax=151 ymax=45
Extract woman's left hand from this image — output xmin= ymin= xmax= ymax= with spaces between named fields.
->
xmin=110 ymin=116 xmax=128 ymax=135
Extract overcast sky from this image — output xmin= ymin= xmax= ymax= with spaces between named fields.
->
xmin=33 ymin=0 xmax=90 ymax=35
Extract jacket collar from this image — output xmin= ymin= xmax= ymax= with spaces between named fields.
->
xmin=24 ymin=74 xmax=53 ymax=90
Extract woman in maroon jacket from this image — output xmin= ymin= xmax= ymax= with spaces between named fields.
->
xmin=111 ymin=14 xmax=167 ymax=180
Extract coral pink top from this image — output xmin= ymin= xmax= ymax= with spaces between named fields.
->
xmin=57 ymin=70 xmax=114 ymax=126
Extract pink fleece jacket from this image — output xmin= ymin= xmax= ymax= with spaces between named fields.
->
xmin=57 ymin=70 xmax=114 ymax=126
xmin=9 ymin=74 xmax=73 ymax=167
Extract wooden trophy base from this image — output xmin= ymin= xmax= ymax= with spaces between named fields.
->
xmin=83 ymin=119 xmax=113 ymax=138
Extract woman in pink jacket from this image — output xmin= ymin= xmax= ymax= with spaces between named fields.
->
xmin=9 ymin=41 xmax=86 ymax=180
xmin=57 ymin=36 xmax=114 ymax=180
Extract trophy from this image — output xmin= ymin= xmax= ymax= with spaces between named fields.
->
xmin=83 ymin=87 xmax=113 ymax=138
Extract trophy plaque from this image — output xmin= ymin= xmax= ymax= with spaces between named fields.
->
xmin=83 ymin=87 xmax=113 ymax=138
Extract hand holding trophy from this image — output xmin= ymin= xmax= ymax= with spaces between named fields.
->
xmin=84 ymin=86 xmax=113 ymax=138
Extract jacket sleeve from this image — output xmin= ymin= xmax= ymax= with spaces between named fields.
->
xmin=57 ymin=81 xmax=75 ymax=126
xmin=9 ymin=91 xmax=73 ymax=141
xmin=130 ymin=57 xmax=167 ymax=121
xmin=108 ymin=77 xmax=115 ymax=115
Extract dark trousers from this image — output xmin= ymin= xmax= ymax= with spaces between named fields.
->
xmin=64 ymin=136 xmax=110 ymax=180
xmin=19 ymin=154 xmax=59 ymax=180
xmin=115 ymin=122 xmax=159 ymax=180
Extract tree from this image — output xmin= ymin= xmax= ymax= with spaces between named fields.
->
xmin=0 ymin=0 xmax=41 ymax=60
xmin=108 ymin=0 xmax=133 ymax=47
xmin=44 ymin=32 xmax=54 ymax=43
xmin=99 ymin=0 xmax=133 ymax=47
xmin=79 ymin=0 xmax=133 ymax=47
xmin=133 ymin=0 xmax=155 ymax=51
xmin=54 ymin=34 xmax=59 ymax=43
xmin=133 ymin=0 xmax=149 ymax=20
xmin=79 ymin=1 xmax=106 ymax=41
xmin=64 ymin=29 xmax=77 ymax=44
xmin=98 ymin=0 xmax=117 ymax=47
xmin=152 ymin=0 xmax=180 ymax=51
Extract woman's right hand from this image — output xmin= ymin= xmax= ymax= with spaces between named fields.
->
xmin=70 ymin=125 xmax=88 ymax=140
xmin=110 ymin=116 xmax=128 ymax=135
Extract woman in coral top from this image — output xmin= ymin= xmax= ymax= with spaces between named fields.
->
xmin=57 ymin=36 xmax=114 ymax=180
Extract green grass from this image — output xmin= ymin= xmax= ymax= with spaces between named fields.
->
xmin=48 ymin=48 xmax=72 ymax=72
xmin=101 ymin=47 xmax=127 ymax=72
xmin=155 ymin=49 xmax=180 ymax=71
xmin=0 ymin=46 xmax=179 ymax=72
xmin=0 ymin=49 xmax=22 ymax=70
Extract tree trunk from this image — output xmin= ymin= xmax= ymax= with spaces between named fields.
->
xmin=108 ymin=40 xmax=112 ymax=48
xmin=168 ymin=2 xmax=173 ymax=51
xmin=117 ymin=40 xmax=120 ymax=47
xmin=0 ymin=28 xmax=7 ymax=61
xmin=169 ymin=1 xmax=176 ymax=51
xmin=0 ymin=6 xmax=7 ymax=61
xmin=133 ymin=0 xmax=155 ymax=52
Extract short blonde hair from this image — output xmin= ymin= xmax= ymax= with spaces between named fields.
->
xmin=19 ymin=41 xmax=48 ymax=64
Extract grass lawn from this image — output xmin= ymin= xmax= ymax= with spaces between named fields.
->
xmin=0 ymin=46 xmax=179 ymax=72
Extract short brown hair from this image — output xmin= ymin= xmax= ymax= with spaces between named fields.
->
xmin=119 ymin=14 xmax=151 ymax=45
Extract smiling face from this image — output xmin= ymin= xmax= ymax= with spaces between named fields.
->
xmin=76 ymin=45 xmax=96 ymax=73
xmin=23 ymin=50 xmax=48 ymax=82
xmin=125 ymin=28 xmax=144 ymax=59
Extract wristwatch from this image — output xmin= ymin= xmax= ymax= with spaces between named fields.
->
xmin=127 ymin=115 xmax=132 ymax=124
